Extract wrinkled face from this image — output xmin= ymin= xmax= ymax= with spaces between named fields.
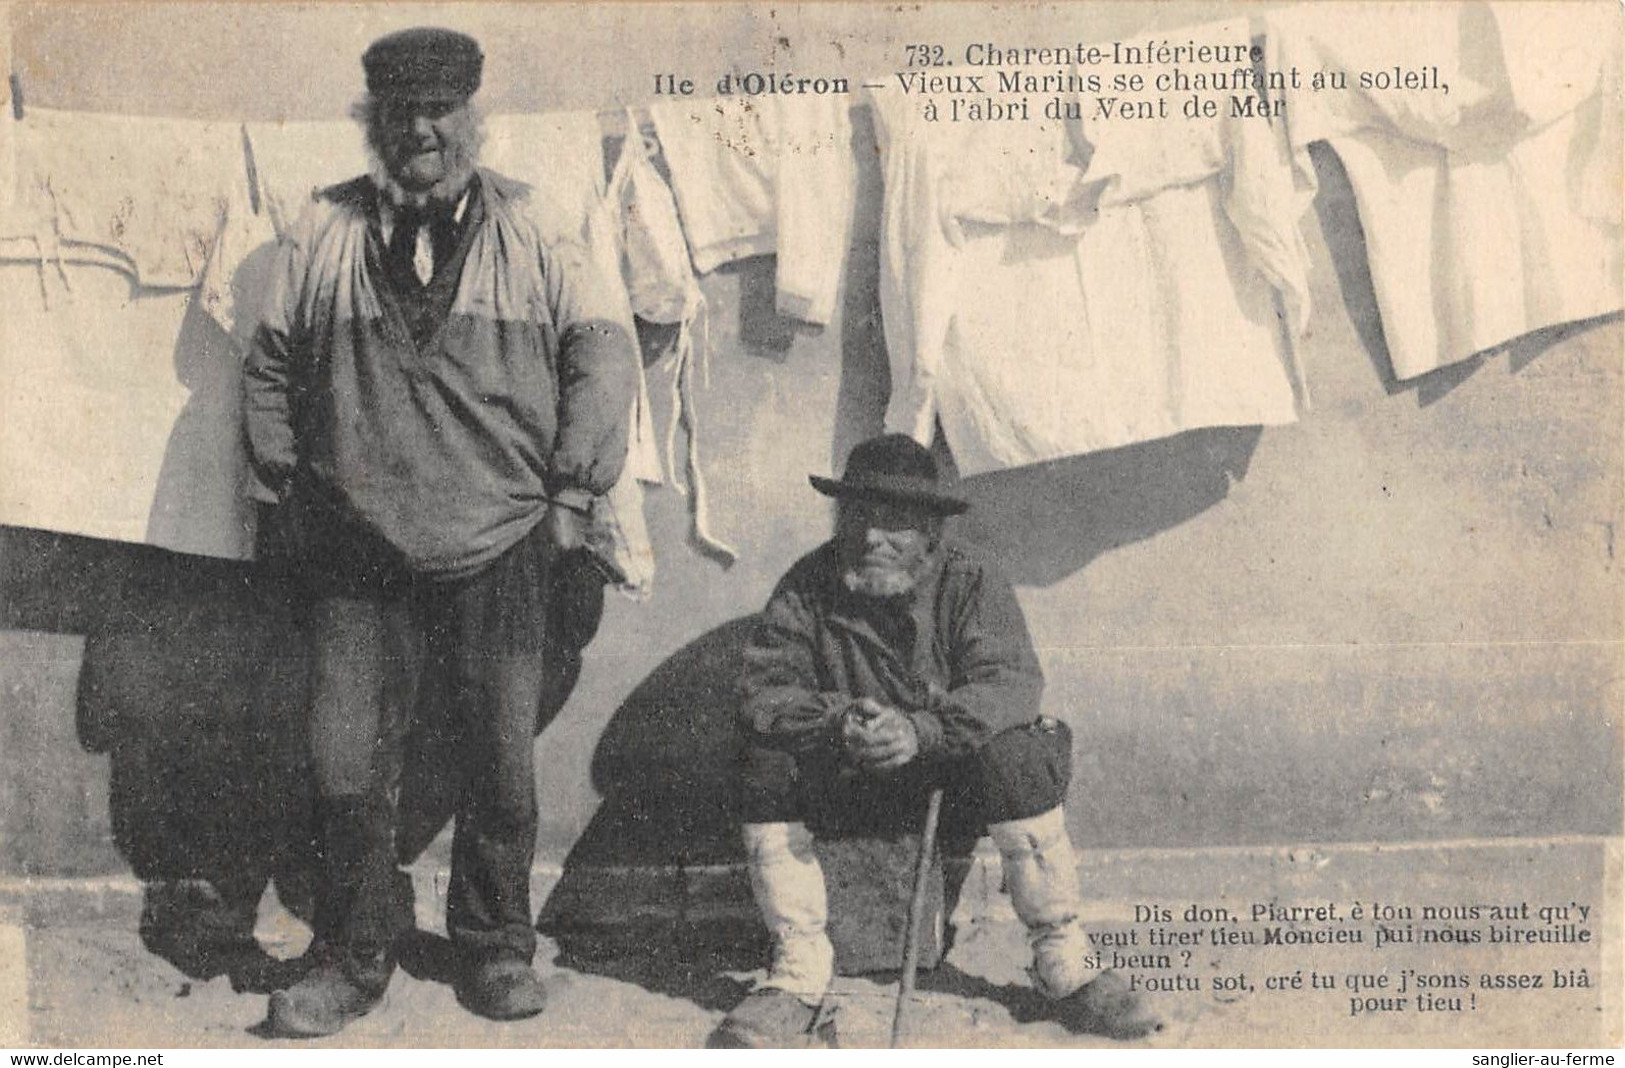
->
xmin=371 ymin=97 xmax=480 ymax=192
xmin=836 ymin=498 xmax=942 ymax=600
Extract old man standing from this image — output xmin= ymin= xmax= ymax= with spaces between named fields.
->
xmin=716 ymin=434 xmax=1162 ymax=1046
xmin=243 ymin=27 xmax=636 ymax=1036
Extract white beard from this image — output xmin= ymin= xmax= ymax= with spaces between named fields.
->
xmin=842 ymin=564 xmax=921 ymax=600
xmin=367 ymin=154 xmax=478 ymax=212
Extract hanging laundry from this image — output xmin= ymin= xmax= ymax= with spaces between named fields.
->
xmin=483 ymin=111 xmax=608 ymax=246
xmin=0 ymin=258 xmax=254 ymax=560
xmin=488 ymin=109 xmax=664 ymax=497
xmin=870 ymin=50 xmax=1306 ymax=477
xmin=242 ymin=119 xmax=370 ymax=240
xmin=1266 ymin=3 xmax=1623 ymax=382
xmin=5 ymin=108 xmax=251 ymax=288
xmin=485 ymin=109 xmax=663 ymax=594
xmin=0 ymin=107 xmax=262 ymax=560
xmin=1076 ymin=18 xmax=1316 ymax=339
xmin=608 ymin=120 xmax=735 ymax=565
xmin=0 ymin=6 xmax=14 ymax=214
xmin=648 ymin=94 xmax=855 ymax=325
xmin=197 ymin=162 xmax=280 ymax=338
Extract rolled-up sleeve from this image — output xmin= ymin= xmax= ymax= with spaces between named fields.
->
xmin=540 ymin=235 xmax=638 ymax=503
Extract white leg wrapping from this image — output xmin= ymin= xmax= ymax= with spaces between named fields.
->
xmin=741 ymin=822 xmax=834 ymax=1005
xmin=988 ymin=806 xmax=1100 ymax=999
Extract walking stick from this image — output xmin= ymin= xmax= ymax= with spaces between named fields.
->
xmin=890 ymin=786 xmax=945 ymax=1048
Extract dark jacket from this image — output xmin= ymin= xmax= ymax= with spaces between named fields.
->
xmin=739 ymin=539 xmax=1045 ymax=759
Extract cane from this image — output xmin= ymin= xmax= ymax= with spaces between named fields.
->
xmin=890 ymin=786 xmax=945 ymax=1049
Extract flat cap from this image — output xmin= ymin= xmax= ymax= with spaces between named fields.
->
xmin=363 ymin=27 xmax=483 ymax=101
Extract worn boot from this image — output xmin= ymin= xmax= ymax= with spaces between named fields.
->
xmin=458 ymin=954 xmax=548 ymax=1021
xmin=265 ymin=946 xmax=394 ymax=1038
xmin=262 ymin=796 xmax=404 ymax=1038
xmin=989 ymin=806 xmax=1162 ymax=1040
xmin=709 ymin=822 xmax=834 ymax=1049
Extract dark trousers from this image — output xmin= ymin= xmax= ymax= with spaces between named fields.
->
xmin=298 ymin=516 xmax=552 ymax=964
xmin=738 ymin=718 xmax=1073 ymax=840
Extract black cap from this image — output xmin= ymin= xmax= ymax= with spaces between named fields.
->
xmin=809 ymin=434 xmax=969 ymax=516
xmin=363 ymin=27 xmax=483 ymax=102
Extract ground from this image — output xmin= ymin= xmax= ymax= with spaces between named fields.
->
xmin=7 ymin=837 xmax=1620 ymax=1049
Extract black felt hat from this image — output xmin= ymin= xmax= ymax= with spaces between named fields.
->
xmin=810 ymin=434 xmax=969 ymax=516
xmin=363 ymin=27 xmax=483 ymax=102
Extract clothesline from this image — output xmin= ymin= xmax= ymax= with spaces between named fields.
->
xmin=0 ymin=5 xmax=1617 ymax=570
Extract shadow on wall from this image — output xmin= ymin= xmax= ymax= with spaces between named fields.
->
xmin=145 ymin=239 xmax=282 ymax=557
xmin=0 ymin=516 xmax=610 ymax=983
xmin=549 ymin=616 xmax=760 ymax=879
xmin=0 ymin=525 xmax=321 ymax=981
xmin=953 ymin=425 xmax=1264 ymax=589
xmin=69 ymin=534 xmax=320 ymax=977
xmin=535 ymin=617 xmax=764 ymax=1000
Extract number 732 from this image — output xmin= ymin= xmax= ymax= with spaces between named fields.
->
xmin=904 ymin=44 xmax=948 ymax=67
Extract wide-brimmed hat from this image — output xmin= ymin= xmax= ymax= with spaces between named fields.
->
xmin=363 ymin=27 xmax=483 ymax=103
xmin=809 ymin=434 xmax=969 ymax=516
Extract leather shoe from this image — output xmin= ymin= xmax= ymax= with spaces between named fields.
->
xmin=708 ymin=988 xmax=824 ymax=1049
xmin=458 ymin=956 xmax=547 ymax=1021
xmin=1052 ymin=969 xmax=1163 ymax=1040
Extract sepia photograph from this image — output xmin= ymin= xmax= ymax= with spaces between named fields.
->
xmin=0 ymin=0 xmax=1620 ymax=1051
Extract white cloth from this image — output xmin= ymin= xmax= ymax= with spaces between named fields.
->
xmin=1267 ymin=2 xmax=1623 ymax=381
xmin=0 ymin=259 xmax=256 ymax=560
xmin=482 ymin=111 xmax=608 ymax=247
xmin=871 ymin=82 xmax=1303 ymax=476
xmin=609 ymin=126 xmax=736 ymax=564
xmin=242 ymin=119 xmax=367 ymax=240
xmin=614 ymin=122 xmax=704 ymax=327
xmin=512 ymin=113 xmax=665 ymax=594
xmin=1078 ymin=17 xmax=1316 ymax=337
xmin=742 ymin=822 xmax=835 ymax=1006
xmin=989 ymin=806 xmax=1098 ymax=1000
xmin=487 ymin=111 xmax=664 ymax=497
xmin=649 ymin=95 xmax=855 ymax=325
xmin=6 ymin=108 xmax=251 ymax=288
xmin=0 ymin=108 xmax=267 ymax=560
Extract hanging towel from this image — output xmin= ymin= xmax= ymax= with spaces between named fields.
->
xmin=6 ymin=108 xmax=251 ymax=288
xmin=648 ymin=94 xmax=855 ymax=325
xmin=871 ymin=81 xmax=1302 ymax=477
xmin=609 ymin=123 xmax=736 ymax=564
xmin=1266 ymin=3 xmax=1623 ymax=382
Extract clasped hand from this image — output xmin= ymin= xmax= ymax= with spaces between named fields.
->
xmin=840 ymin=697 xmax=919 ymax=772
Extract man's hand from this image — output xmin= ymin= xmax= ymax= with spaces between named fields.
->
xmin=840 ymin=698 xmax=920 ymax=772
xmin=545 ymin=501 xmax=591 ymax=553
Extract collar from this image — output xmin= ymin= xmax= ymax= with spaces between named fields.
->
xmin=377 ymin=181 xmax=475 ymax=245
